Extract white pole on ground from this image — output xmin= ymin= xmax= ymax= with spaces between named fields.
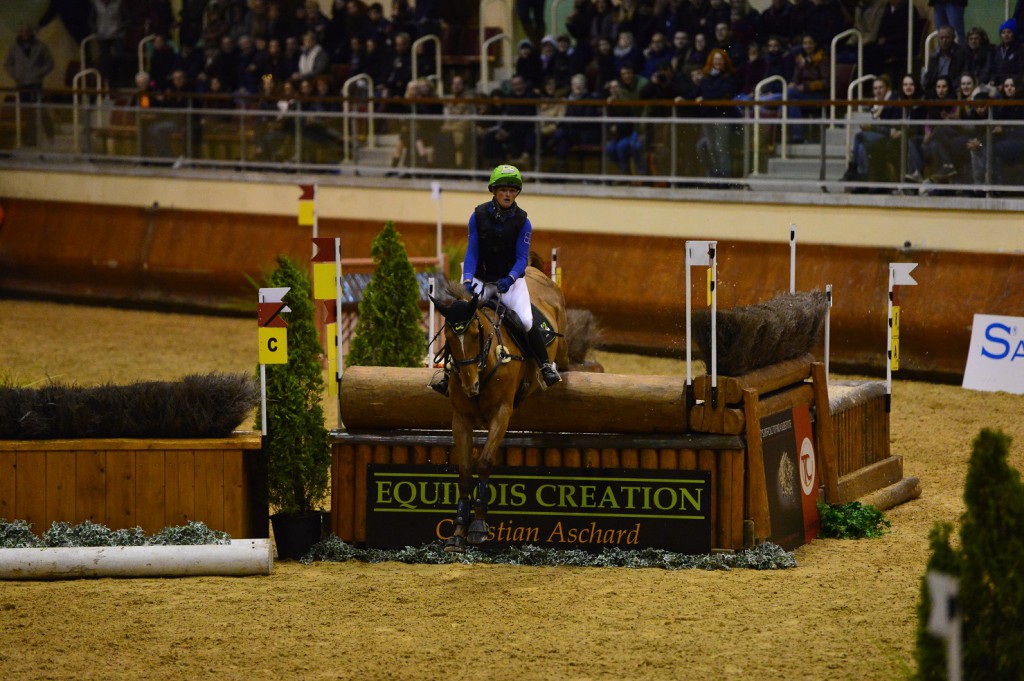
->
xmin=790 ymin=223 xmax=796 ymax=293
xmin=427 ymin=276 xmax=436 ymax=367
xmin=825 ymin=284 xmax=832 ymax=382
xmin=334 ymin=237 xmax=343 ymax=429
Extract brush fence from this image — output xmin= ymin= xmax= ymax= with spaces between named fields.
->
xmin=332 ymin=355 xmax=915 ymax=551
xmin=0 ymin=434 xmax=266 ymax=538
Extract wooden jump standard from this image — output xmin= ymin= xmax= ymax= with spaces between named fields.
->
xmin=331 ymin=354 xmax=919 ymax=551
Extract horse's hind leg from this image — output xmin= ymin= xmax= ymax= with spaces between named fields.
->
xmin=444 ymin=412 xmax=475 ymax=554
xmin=466 ymin=479 xmax=490 ymax=545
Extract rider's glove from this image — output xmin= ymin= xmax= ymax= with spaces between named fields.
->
xmin=463 ymin=280 xmax=476 ymax=295
xmin=496 ymin=276 xmax=514 ymax=294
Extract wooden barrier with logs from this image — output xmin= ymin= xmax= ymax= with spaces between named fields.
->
xmin=330 ymin=354 xmax=919 ymax=551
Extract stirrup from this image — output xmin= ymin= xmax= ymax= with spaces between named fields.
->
xmin=429 ymin=373 xmax=449 ymax=396
xmin=539 ymin=362 xmax=561 ymax=387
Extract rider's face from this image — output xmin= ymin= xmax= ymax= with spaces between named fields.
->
xmin=493 ymin=186 xmax=519 ymax=209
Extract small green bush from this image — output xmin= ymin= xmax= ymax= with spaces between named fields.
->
xmin=0 ymin=519 xmax=229 ymax=548
xmin=915 ymin=429 xmax=1024 ymax=680
xmin=817 ymin=501 xmax=891 ymax=539
xmin=346 ymin=221 xmax=426 ymax=368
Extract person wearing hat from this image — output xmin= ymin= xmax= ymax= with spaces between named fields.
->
xmin=991 ymin=18 xmax=1021 ymax=86
xmin=430 ymin=164 xmax=561 ymax=395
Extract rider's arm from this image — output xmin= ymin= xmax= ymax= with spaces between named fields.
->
xmin=510 ymin=217 xmax=532 ymax=281
xmin=463 ymin=212 xmax=479 ymax=282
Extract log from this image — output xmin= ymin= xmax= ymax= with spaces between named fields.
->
xmin=339 ymin=367 xmax=689 ymax=433
xmin=858 ymin=476 xmax=921 ymax=511
xmin=837 ymin=455 xmax=904 ymax=504
xmin=692 ymin=354 xmax=815 ymax=406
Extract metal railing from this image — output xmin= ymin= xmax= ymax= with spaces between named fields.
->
xmin=71 ymin=68 xmax=104 ymax=152
xmin=341 ymin=73 xmax=375 ymax=162
xmin=844 ymin=74 xmax=877 ymax=163
xmin=830 ymin=28 xmax=864 ymax=127
xmin=137 ymin=34 xmax=157 ymax=78
xmin=921 ymin=31 xmax=939 ymax=82
xmin=480 ymin=32 xmax=513 ymax=95
xmin=751 ymin=75 xmax=789 ymax=174
xmin=412 ymin=34 xmax=443 ymax=95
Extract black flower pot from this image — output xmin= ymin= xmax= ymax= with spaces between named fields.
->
xmin=270 ymin=512 xmax=323 ymax=560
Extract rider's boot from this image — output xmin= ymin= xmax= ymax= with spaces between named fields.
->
xmin=429 ymin=352 xmax=450 ymax=396
xmin=429 ymin=368 xmax=449 ymax=396
xmin=527 ymin=324 xmax=561 ymax=387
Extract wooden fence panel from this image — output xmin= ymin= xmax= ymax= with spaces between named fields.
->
xmin=105 ymin=450 xmax=136 ymax=529
xmin=76 ymin=450 xmax=107 ymax=525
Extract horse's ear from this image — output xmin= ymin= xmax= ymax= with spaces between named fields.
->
xmin=468 ymin=293 xmax=479 ymax=313
xmin=429 ymin=294 xmax=451 ymax=316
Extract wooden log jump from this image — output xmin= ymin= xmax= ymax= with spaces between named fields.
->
xmin=332 ymin=354 xmax=915 ymax=552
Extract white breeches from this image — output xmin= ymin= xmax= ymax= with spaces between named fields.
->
xmin=467 ymin=277 xmax=533 ymax=329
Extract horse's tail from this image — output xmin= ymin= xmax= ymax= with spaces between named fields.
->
xmin=565 ymin=308 xmax=603 ymax=365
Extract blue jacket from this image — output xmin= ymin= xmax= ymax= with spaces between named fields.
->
xmin=463 ymin=200 xmax=532 ymax=283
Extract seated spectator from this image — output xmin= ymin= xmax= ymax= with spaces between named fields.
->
xmin=551 ymin=72 xmax=602 ymax=172
xmin=148 ymin=34 xmax=177 ymax=90
xmin=712 ymin=21 xmax=746 ymax=67
xmin=961 ymin=28 xmax=994 ymax=90
xmin=687 ymin=32 xmax=710 ymax=69
xmin=641 ymin=32 xmax=674 ymax=79
xmin=515 ymin=39 xmax=544 ymax=90
xmin=671 ymin=30 xmax=693 ymax=69
xmin=735 ymin=42 xmax=767 ymax=97
xmin=604 ymin=64 xmax=650 ymax=177
xmin=540 ymin=36 xmax=571 ymax=90
xmin=919 ymin=75 xmax=960 ymax=182
xmin=149 ymin=69 xmax=196 ymax=160
xmin=992 ymin=76 xmax=1024 ymax=185
xmin=613 ymin=30 xmax=644 ymax=74
xmin=759 ymin=0 xmax=795 ymax=48
xmin=991 ymin=18 xmax=1022 ymax=87
xmin=479 ymin=74 xmax=537 ymax=167
xmin=436 ymin=74 xmax=476 ymax=168
xmin=785 ymin=33 xmax=829 ymax=141
xmin=200 ymin=75 xmax=236 ymax=160
xmin=806 ymin=0 xmax=846 ymax=53
xmin=294 ymin=31 xmax=329 ymax=81
xmin=236 ymin=35 xmax=261 ymax=95
xmin=729 ymin=3 xmax=759 ymax=49
xmin=696 ymin=49 xmax=739 ymax=179
xmin=592 ymin=36 xmax=617 ymax=93
xmin=254 ymin=74 xmax=289 ymax=162
xmin=922 ymin=26 xmax=967 ymax=94
xmin=895 ymin=74 xmax=928 ymax=183
xmin=841 ymin=75 xmax=899 ymax=184
xmin=539 ymin=76 xmax=567 ymax=154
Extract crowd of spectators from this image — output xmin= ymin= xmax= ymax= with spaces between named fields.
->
xmin=6 ymin=0 xmax=1024 ymax=187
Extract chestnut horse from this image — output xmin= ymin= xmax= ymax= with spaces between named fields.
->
xmin=430 ymin=263 xmax=568 ymax=553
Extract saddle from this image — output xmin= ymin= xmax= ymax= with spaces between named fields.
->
xmin=479 ymin=300 xmax=558 ymax=350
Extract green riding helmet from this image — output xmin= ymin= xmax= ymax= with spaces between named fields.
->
xmin=487 ymin=164 xmax=523 ymax=192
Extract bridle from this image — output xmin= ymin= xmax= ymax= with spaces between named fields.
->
xmin=438 ymin=304 xmax=525 ymax=390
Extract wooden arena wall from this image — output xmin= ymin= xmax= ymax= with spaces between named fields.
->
xmin=2 ymin=169 xmax=1023 ymax=376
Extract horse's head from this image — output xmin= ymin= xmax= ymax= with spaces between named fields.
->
xmin=430 ymin=292 xmax=487 ymax=398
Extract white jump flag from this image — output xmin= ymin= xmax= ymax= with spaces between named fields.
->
xmin=258 ymin=286 xmax=291 ymax=437
xmin=886 ymin=262 xmax=918 ymax=412
xmin=685 ymin=240 xmax=717 ymax=408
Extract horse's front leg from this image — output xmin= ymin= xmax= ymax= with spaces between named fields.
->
xmin=444 ymin=411 xmax=475 ymax=554
xmin=466 ymin=402 xmax=514 ymax=545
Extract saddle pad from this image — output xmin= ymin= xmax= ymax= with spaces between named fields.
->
xmin=481 ymin=301 xmax=557 ymax=347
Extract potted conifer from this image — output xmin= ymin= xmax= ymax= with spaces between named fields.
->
xmin=258 ymin=256 xmax=331 ymax=560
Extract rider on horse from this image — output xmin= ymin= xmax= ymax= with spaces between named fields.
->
xmin=431 ymin=163 xmax=561 ymax=395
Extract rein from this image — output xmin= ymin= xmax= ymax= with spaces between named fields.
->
xmin=443 ymin=304 xmax=526 ymax=390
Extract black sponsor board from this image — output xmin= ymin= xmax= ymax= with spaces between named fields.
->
xmin=760 ymin=410 xmax=805 ymax=550
xmin=366 ymin=464 xmax=712 ymax=554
